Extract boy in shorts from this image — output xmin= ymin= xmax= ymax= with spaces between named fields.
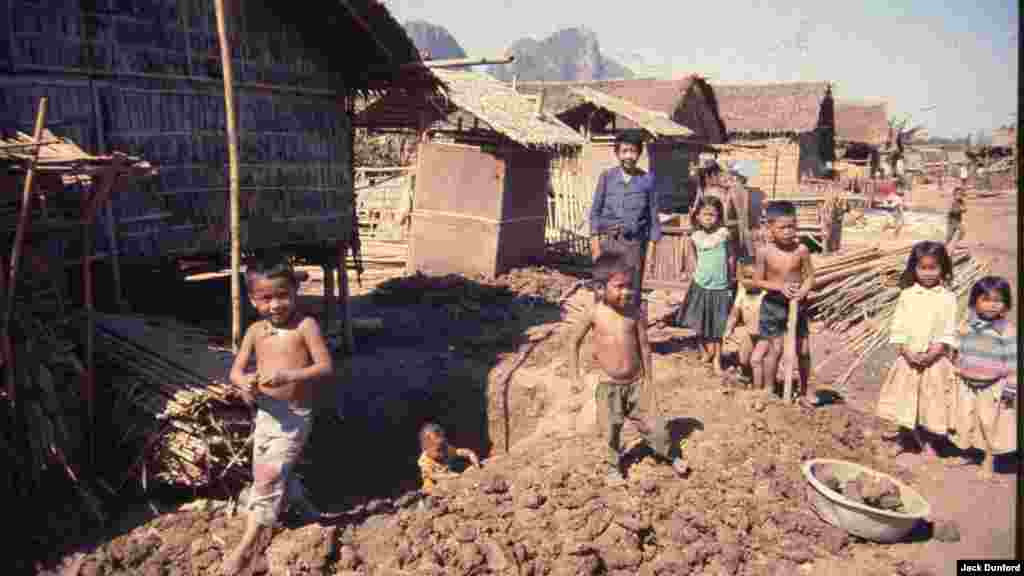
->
xmin=569 ymin=252 xmax=687 ymax=484
xmin=222 ymin=254 xmax=334 ymax=575
xmin=749 ymin=202 xmax=816 ymax=405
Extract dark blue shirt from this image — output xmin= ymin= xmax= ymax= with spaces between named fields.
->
xmin=589 ymin=166 xmax=662 ymax=242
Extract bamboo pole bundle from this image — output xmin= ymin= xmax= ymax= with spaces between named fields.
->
xmin=808 ymin=249 xmax=989 ymax=392
xmin=94 ymin=316 xmax=253 ymax=489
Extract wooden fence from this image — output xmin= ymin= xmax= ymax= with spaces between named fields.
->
xmin=545 ymin=155 xmax=592 ymax=259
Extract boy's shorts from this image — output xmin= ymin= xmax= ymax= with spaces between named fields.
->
xmin=248 ymin=396 xmax=313 ymax=526
xmin=758 ymin=292 xmax=808 ymax=339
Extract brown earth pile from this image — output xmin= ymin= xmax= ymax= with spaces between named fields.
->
xmin=56 ymin=388 xmax=938 ymax=576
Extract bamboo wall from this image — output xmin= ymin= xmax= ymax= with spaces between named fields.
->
xmin=716 ymin=139 xmax=802 ymax=199
xmin=3 ymin=0 xmax=353 ymax=259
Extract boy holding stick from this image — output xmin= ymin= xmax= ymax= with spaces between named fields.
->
xmin=222 ymin=254 xmax=334 ymax=575
xmin=749 ymin=201 xmax=816 ymax=405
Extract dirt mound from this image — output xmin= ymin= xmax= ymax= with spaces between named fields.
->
xmin=61 ymin=377 xmax=938 ymax=576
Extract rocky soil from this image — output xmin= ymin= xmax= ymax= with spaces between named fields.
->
xmin=42 ymin=363 xmax=947 ymax=576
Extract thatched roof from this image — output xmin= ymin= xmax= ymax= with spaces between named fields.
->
xmin=713 ymin=82 xmax=831 ymax=134
xmin=515 ymin=76 xmax=725 ymax=143
xmin=834 ymin=100 xmax=889 ymax=146
xmin=517 ymin=77 xmax=692 ymax=116
xmin=562 ymin=86 xmax=693 ymax=138
xmin=355 ymin=68 xmax=583 ymax=148
xmin=242 ymin=0 xmax=440 ymax=95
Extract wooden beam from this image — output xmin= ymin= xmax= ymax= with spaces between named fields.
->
xmin=400 ymin=55 xmax=515 ymax=70
xmin=214 ymin=0 xmax=243 ymax=352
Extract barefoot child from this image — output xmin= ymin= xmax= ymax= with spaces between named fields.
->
xmin=417 ymin=422 xmax=481 ymax=494
xmin=570 ymin=253 xmax=687 ymax=484
xmin=676 ymin=196 xmax=734 ymax=375
xmin=951 ymin=276 xmax=1017 ymax=478
xmin=749 ymin=201 xmax=815 ymax=403
xmin=876 ymin=241 xmax=957 ymax=458
xmin=222 ymin=255 xmax=334 ymax=575
xmin=722 ymin=258 xmax=765 ymax=385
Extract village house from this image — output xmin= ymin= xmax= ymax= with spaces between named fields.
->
xmin=356 ymin=68 xmax=584 ymax=278
xmin=833 ymin=100 xmax=889 ymax=178
xmin=992 ymin=125 xmax=1017 ymax=150
xmin=711 ymin=82 xmax=835 ymax=198
xmin=515 ymin=76 xmax=727 ymax=213
xmin=0 ymin=0 xmax=434 ymax=311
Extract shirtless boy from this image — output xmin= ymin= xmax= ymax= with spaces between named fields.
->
xmin=569 ymin=253 xmax=686 ymax=485
xmin=749 ymin=202 xmax=816 ymax=405
xmin=222 ymin=254 xmax=334 ymax=575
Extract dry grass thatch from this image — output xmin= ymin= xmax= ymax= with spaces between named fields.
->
xmin=0 ymin=129 xmax=156 ymax=182
xmin=516 ymin=76 xmax=726 ymax=143
xmin=713 ymin=82 xmax=831 ymax=134
xmin=357 ymin=68 xmax=584 ymax=148
xmin=834 ymin=100 xmax=889 ymax=146
xmin=564 ymin=86 xmax=693 ymax=138
xmin=242 ymin=0 xmax=440 ymax=95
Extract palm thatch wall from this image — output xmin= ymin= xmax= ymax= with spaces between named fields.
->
xmin=2 ymin=0 xmax=432 ymax=259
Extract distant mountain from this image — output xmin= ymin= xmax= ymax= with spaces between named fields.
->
xmin=490 ymin=27 xmax=634 ymax=82
xmin=403 ymin=20 xmax=467 ymax=60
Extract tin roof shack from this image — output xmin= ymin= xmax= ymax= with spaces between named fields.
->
xmin=517 ymin=77 xmax=726 ymax=213
xmin=712 ymin=82 xmax=835 ymax=198
xmin=356 ymin=68 xmax=583 ymax=278
xmin=834 ymin=100 xmax=889 ymax=177
xmin=1 ymin=0 xmax=434 ymax=264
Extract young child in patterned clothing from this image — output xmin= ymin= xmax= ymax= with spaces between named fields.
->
xmin=951 ymin=276 xmax=1017 ymax=480
xmin=222 ymin=255 xmax=334 ymax=575
xmin=417 ymin=422 xmax=481 ymax=494
xmin=877 ymin=241 xmax=957 ymax=459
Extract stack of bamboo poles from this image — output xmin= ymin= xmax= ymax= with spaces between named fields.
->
xmin=546 ymin=157 xmax=591 ymax=256
xmin=95 ymin=315 xmax=253 ymax=489
xmin=807 ymin=245 xmax=988 ymax=391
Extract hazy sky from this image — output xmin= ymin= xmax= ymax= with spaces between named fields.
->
xmin=386 ymin=0 xmax=1018 ymax=138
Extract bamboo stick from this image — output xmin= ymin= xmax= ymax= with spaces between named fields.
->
xmin=4 ymin=98 xmax=48 ymax=391
xmin=214 ymin=0 xmax=242 ymax=353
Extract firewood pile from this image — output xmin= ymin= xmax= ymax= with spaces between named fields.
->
xmin=808 ymin=245 xmax=988 ymax=390
xmin=95 ymin=314 xmax=254 ymax=489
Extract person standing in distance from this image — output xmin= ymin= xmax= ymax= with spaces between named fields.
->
xmin=589 ymin=130 xmax=661 ymax=309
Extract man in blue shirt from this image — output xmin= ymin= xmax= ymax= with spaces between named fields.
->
xmin=589 ymin=130 xmax=661 ymax=307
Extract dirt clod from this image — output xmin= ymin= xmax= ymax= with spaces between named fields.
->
xmin=815 ymin=466 xmax=904 ymax=511
xmin=932 ymin=519 xmax=962 ymax=543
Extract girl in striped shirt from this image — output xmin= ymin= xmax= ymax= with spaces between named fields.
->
xmin=951 ymin=276 xmax=1017 ymax=480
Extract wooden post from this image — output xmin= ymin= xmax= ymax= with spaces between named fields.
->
xmin=782 ymin=299 xmax=798 ymax=403
xmin=5 ymin=97 xmax=47 ymax=335
xmin=771 ymin=150 xmax=780 ymax=199
xmin=91 ymin=82 xmax=125 ymax=312
xmin=214 ymin=0 xmax=242 ymax=352
xmin=323 ymin=262 xmax=335 ymax=334
xmin=82 ymin=213 xmax=96 ymax=467
xmin=337 ymin=241 xmax=354 ymax=354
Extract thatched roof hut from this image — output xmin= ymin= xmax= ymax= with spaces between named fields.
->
xmin=834 ymin=100 xmax=889 ymax=147
xmin=2 ymin=0 xmax=435 ymax=262
xmin=713 ymin=82 xmax=832 ymax=137
xmin=515 ymin=76 xmax=726 ymax=143
xmin=356 ymin=68 xmax=583 ymax=148
xmin=557 ymin=86 xmax=693 ymax=139
xmin=355 ymin=68 xmax=584 ymax=277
